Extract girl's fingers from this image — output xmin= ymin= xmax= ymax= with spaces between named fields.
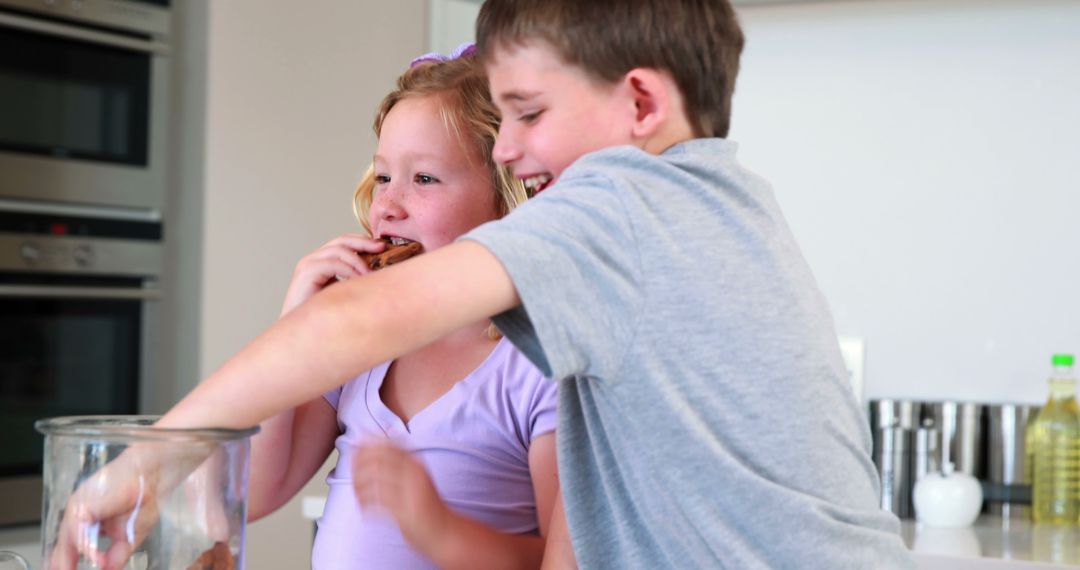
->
xmin=320 ymin=234 xmax=387 ymax=255
xmin=353 ymin=444 xmax=405 ymax=509
xmin=323 ymin=260 xmax=363 ymax=282
xmin=295 ymin=259 xmax=360 ymax=286
xmin=335 ymin=250 xmax=371 ymax=276
xmin=300 ymin=246 xmax=377 ymax=278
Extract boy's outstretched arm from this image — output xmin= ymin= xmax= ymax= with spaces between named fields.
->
xmin=48 ymin=242 xmax=517 ymax=569
xmin=159 ymin=240 xmax=518 ymax=430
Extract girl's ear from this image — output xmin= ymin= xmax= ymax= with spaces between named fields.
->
xmin=624 ymin=68 xmax=672 ymax=140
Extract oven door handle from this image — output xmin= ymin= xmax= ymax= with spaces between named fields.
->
xmin=0 ymin=285 xmax=161 ymax=300
xmin=0 ymin=12 xmax=168 ymax=54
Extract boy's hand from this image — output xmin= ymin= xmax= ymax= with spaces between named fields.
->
xmin=280 ymin=234 xmax=387 ymax=316
xmin=353 ymin=442 xmax=452 ymax=553
xmin=48 ymin=473 xmax=160 ymax=570
xmin=45 ymin=443 xmax=215 ymax=570
xmin=47 ymin=449 xmax=164 ymax=570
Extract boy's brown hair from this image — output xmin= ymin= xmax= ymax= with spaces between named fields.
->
xmin=476 ymin=0 xmax=745 ymax=139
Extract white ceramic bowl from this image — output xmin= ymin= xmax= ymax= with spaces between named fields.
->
xmin=913 ymin=464 xmax=984 ymax=527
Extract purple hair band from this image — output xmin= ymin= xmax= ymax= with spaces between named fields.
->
xmin=410 ymin=42 xmax=477 ymax=68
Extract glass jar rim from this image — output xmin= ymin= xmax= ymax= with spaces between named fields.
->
xmin=35 ymin=415 xmax=259 ymax=442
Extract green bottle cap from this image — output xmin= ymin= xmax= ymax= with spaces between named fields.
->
xmin=1052 ymin=354 xmax=1075 ymax=366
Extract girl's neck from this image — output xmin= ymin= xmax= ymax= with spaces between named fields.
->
xmin=380 ymin=321 xmax=500 ymax=424
xmin=416 ymin=321 xmax=496 ymax=352
xmin=392 ymin=320 xmax=499 ymax=376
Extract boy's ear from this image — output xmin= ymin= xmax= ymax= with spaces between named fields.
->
xmin=623 ymin=68 xmax=673 ymax=140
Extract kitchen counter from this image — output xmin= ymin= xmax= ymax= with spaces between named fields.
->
xmin=302 ymin=497 xmax=1078 ymax=568
xmin=302 ymin=495 xmax=327 ymax=521
xmin=902 ymin=515 xmax=1080 ymax=569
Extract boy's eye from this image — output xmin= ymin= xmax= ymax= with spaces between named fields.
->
xmin=520 ymin=109 xmax=543 ymax=124
xmin=415 ymin=174 xmax=439 ymax=185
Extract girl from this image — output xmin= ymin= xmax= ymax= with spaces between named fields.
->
xmin=51 ymin=49 xmax=557 ymax=570
xmin=246 ymin=50 xmax=558 ymax=569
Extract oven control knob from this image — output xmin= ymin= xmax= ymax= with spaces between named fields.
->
xmin=20 ymin=242 xmax=41 ymax=263
xmin=73 ymin=244 xmax=95 ymax=268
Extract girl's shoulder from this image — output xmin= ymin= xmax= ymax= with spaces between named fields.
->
xmin=480 ymin=338 xmax=558 ymax=416
xmin=482 ymin=337 xmax=551 ymax=387
xmin=465 ymin=338 xmax=557 ymax=444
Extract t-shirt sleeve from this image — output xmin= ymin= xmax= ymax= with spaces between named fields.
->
xmin=526 ymin=374 xmax=558 ymax=443
xmin=464 ymin=168 xmax=642 ymax=382
xmin=323 ymin=386 xmax=343 ymax=410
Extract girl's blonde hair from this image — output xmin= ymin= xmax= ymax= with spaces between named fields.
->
xmin=352 ymin=55 xmax=528 ymax=233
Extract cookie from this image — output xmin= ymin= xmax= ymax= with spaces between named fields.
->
xmin=361 ymin=238 xmax=423 ymax=271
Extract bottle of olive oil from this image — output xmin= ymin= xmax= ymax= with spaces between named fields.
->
xmin=1029 ymin=353 xmax=1080 ymax=524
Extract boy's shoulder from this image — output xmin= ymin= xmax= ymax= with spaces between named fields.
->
xmin=555 ymin=138 xmax=746 ymax=199
xmin=566 ymin=138 xmax=739 ymax=177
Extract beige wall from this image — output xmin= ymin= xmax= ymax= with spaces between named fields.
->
xmin=197 ymin=3 xmax=426 ymax=371
xmin=0 ymin=2 xmax=425 ymax=565
xmin=177 ymin=1 xmax=426 ymax=568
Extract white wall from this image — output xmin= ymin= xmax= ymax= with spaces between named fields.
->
xmin=730 ymin=0 xmax=1080 ymax=404
xmin=428 ymin=0 xmax=1080 ymax=405
xmin=428 ymin=0 xmax=482 ymax=54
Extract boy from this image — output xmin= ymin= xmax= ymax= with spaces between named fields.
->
xmin=72 ymin=0 xmax=914 ymax=568
xmin=456 ymin=1 xmax=916 ymax=567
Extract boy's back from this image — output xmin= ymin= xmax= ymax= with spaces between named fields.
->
xmin=465 ymin=139 xmax=914 ymax=568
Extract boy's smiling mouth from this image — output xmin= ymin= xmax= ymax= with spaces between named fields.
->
xmin=522 ymin=173 xmax=553 ymax=194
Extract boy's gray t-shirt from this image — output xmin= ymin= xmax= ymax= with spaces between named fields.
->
xmin=464 ymin=139 xmax=914 ymax=569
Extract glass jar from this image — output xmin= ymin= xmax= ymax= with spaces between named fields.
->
xmin=0 ymin=552 xmax=30 ymax=570
xmin=35 ymin=416 xmax=258 ymax=569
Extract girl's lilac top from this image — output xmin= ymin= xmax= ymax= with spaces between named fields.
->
xmin=312 ymin=337 xmax=558 ymax=569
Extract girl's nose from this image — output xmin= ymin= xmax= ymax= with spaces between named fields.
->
xmin=372 ymin=184 xmax=406 ymax=221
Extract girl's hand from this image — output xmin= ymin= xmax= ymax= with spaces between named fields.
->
xmin=280 ymin=234 xmax=386 ymax=316
xmin=353 ymin=442 xmax=451 ymax=553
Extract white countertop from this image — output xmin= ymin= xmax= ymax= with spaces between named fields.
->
xmin=902 ymin=515 xmax=1080 ymax=569
xmin=301 ymin=497 xmax=1078 ymax=568
xmin=302 ymin=495 xmax=327 ymax=520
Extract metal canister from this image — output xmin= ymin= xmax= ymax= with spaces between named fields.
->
xmin=873 ymin=423 xmax=915 ymax=518
xmin=869 ymin=399 xmax=922 ymax=463
xmin=913 ymin=420 xmax=939 ymax=483
xmin=869 ymin=399 xmax=923 ymax=430
xmin=984 ymin=403 xmax=1040 ymax=519
xmin=922 ymin=401 xmax=984 ymax=477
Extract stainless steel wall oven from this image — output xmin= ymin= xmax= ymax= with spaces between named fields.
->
xmin=0 ymin=205 xmax=163 ymax=527
xmin=0 ymin=0 xmax=171 ymax=211
xmin=0 ymin=0 xmax=170 ymax=527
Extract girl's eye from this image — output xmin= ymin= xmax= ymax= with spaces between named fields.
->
xmin=415 ymin=174 xmax=439 ymax=185
xmin=374 ymin=174 xmax=390 ymax=184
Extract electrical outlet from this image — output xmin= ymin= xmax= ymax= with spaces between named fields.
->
xmin=838 ymin=336 xmax=866 ymax=405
